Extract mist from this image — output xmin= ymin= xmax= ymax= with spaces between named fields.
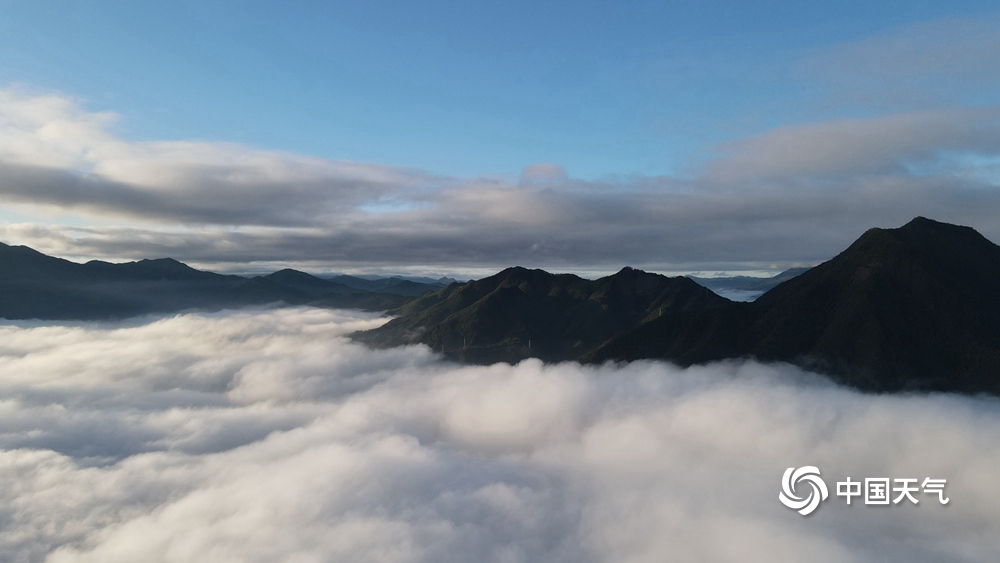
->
xmin=1 ymin=307 xmax=998 ymax=562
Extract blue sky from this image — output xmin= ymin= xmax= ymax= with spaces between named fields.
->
xmin=0 ymin=1 xmax=999 ymax=275
xmin=1 ymin=0 xmax=995 ymax=179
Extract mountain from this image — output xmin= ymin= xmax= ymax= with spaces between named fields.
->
xmin=329 ymin=275 xmax=448 ymax=296
xmin=688 ymin=267 xmax=809 ymax=300
xmin=353 ymin=266 xmax=727 ymax=364
xmin=0 ymin=243 xmax=254 ymax=319
xmin=264 ymin=269 xmax=358 ymax=296
xmin=9 ymin=217 xmax=999 ymax=394
xmin=355 ymin=217 xmax=1000 ymax=394
xmin=587 ymin=217 xmax=1000 ymax=394
xmin=0 ymin=244 xmax=416 ymax=320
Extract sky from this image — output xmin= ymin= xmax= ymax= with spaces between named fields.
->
xmin=0 ymin=1 xmax=999 ymax=276
xmin=2 ymin=307 xmax=998 ymax=561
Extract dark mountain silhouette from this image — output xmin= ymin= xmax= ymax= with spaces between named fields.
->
xmin=353 ymin=266 xmax=727 ymax=363
xmin=355 ymin=217 xmax=1000 ymax=394
xmin=586 ymin=217 xmax=1000 ymax=394
xmin=264 ymin=269 xmax=358 ymax=296
xmin=0 ymin=244 xmax=428 ymax=320
xmin=330 ymin=275 xmax=448 ymax=296
xmin=0 ymin=243 xmax=252 ymax=319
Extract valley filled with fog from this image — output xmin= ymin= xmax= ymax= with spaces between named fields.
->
xmin=1 ymin=307 xmax=998 ymax=562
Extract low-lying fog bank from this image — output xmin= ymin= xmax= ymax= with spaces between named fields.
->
xmin=1 ymin=308 xmax=997 ymax=562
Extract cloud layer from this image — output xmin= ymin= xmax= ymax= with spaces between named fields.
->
xmin=1 ymin=308 xmax=999 ymax=562
xmin=2 ymin=82 xmax=1000 ymax=273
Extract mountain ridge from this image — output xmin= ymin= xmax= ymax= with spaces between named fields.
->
xmin=354 ymin=265 xmax=728 ymax=364
xmin=6 ymin=217 xmax=999 ymax=394
xmin=0 ymin=245 xmax=441 ymax=320
xmin=356 ymin=217 xmax=1000 ymax=395
xmin=585 ymin=217 xmax=1000 ymax=394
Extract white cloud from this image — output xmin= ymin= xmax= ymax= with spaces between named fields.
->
xmin=1 ymin=308 xmax=998 ymax=562
xmin=705 ymin=108 xmax=1000 ymax=183
xmin=0 ymin=87 xmax=437 ymax=227
xmin=2 ymin=87 xmax=1000 ymax=273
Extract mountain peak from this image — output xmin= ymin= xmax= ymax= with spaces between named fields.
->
xmin=267 ymin=268 xmax=314 ymax=279
xmin=493 ymin=266 xmax=552 ymax=285
xmin=898 ymin=216 xmax=982 ymax=239
xmin=901 ymin=216 xmax=954 ymax=231
xmin=137 ymin=257 xmax=189 ymax=268
xmin=497 ymin=266 xmax=533 ymax=275
xmin=120 ymin=257 xmax=207 ymax=280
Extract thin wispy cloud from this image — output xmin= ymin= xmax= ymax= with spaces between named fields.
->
xmin=805 ymin=16 xmax=1000 ymax=108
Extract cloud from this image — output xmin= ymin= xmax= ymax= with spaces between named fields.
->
xmin=805 ymin=16 xmax=1000 ymax=108
xmin=2 ymin=88 xmax=1000 ymax=272
xmin=705 ymin=108 xmax=1000 ymax=183
xmin=0 ymin=88 xmax=438 ymax=227
xmin=1 ymin=308 xmax=999 ymax=561
xmin=519 ymin=163 xmax=568 ymax=185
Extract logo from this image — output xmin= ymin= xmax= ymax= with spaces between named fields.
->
xmin=779 ymin=466 xmax=829 ymax=516
xmin=779 ymin=468 xmax=949 ymax=515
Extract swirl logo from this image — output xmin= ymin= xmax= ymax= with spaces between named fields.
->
xmin=779 ymin=466 xmax=829 ymax=516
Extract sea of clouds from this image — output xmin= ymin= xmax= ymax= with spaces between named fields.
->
xmin=1 ymin=307 xmax=998 ymax=562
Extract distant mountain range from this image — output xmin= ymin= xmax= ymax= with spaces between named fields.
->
xmin=0 ymin=244 xmax=444 ymax=320
xmin=357 ymin=218 xmax=1000 ymax=395
xmin=329 ymin=275 xmax=450 ymax=296
xmin=688 ymin=268 xmax=810 ymax=300
xmin=5 ymin=216 xmax=998 ymax=394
